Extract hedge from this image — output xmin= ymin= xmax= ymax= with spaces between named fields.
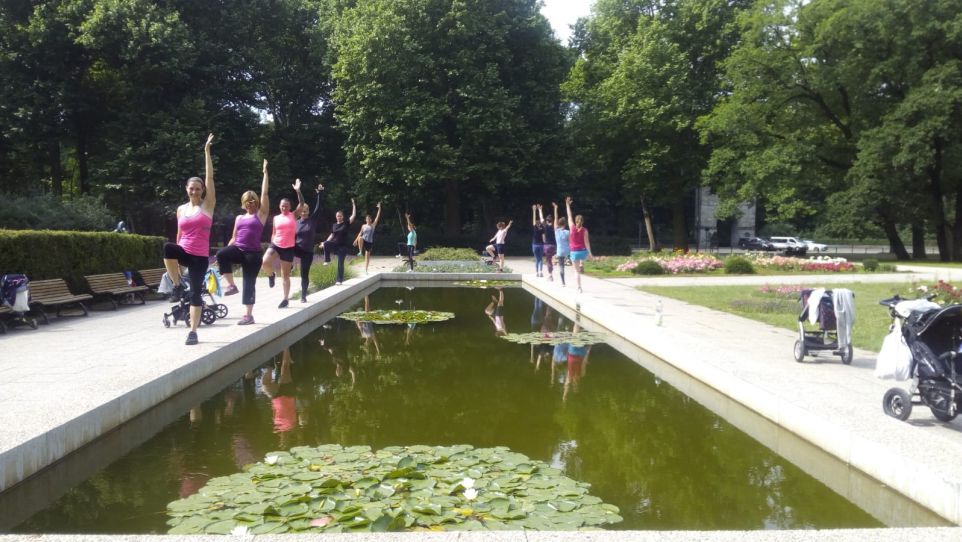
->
xmin=0 ymin=230 xmax=166 ymax=292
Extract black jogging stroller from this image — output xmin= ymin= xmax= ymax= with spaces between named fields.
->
xmin=162 ymin=272 xmax=227 ymax=328
xmin=879 ymin=296 xmax=962 ymax=422
xmin=794 ymin=288 xmax=854 ymax=364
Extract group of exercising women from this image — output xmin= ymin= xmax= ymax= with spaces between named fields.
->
xmin=162 ymin=134 xmax=383 ymax=346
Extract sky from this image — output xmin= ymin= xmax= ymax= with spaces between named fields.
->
xmin=540 ymin=0 xmax=593 ymax=44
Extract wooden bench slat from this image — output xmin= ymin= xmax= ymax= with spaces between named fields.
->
xmin=27 ymin=278 xmax=93 ymax=323
xmin=83 ymin=273 xmax=148 ymax=310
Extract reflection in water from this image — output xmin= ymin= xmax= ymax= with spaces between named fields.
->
xmin=12 ymin=287 xmax=891 ymax=533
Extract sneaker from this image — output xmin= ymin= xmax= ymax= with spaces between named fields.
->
xmin=268 ymin=274 xmax=275 ymax=288
xmin=323 ymin=261 xmax=329 ymax=266
xmin=185 ymin=331 xmax=198 ymax=345
xmin=224 ymin=284 xmax=239 ymax=296
xmin=278 ymin=299 xmax=289 ymax=308
xmin=168 ymin=283 xmax=184 ymax=302
xmin=336 ymin=281 xmax=343 ymax=286
xmin=237 ymin=315 xmax=255 ymax=325
xmin=301 ymin=296 xmax=307 ymax=303
xmin=357 ymin=251 xmax=363 ymax=256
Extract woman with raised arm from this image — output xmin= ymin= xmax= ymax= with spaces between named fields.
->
xmin=552 ymin=202 xmax=570 ymax=286
xmin=321 ymin=197 xmax=356 ymax=285
xmin=356 ymin=202 xmax=382 ymax=275
xmin=531 ymin=204 xmax=546 ymax=277
xmin=565 ymin=196 xmax=592 ymax=293
xmin=215 ymin=159 xmax=270 ymax=325
xmin=540 ymin=204 xmax=556 ymax=281
xmin=404 ymin=213 xmax=417 ymax=271
xmin=292 ymin=179 xmax=324 ymax=302
xmin=485 ymin=219 xmax=513 ymax=272
xmin=261 ymin=182 xmax=298 ymax=308
xmin=163 ymin=133 xmax=215 ymax=345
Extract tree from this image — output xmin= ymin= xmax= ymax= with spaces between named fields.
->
xmin=701 ymin=0 xmax=962 ymax=260
xmin=564 ymin=0 xmax=750 ymax=250
xmin=331 ymin=0 xmax=569 ymax=236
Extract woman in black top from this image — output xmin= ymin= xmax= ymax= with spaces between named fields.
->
xmin=292 ymin=179 xmax=324 ymax=304
xmin=531 ymin=204 xmax=546 ymax=277
xmin=538 ymin=204 xmax=556 ymax=281
xmin=322 ymin=197 xmax=356 ymax=285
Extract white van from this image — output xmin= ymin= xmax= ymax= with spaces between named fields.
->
xmin=769 ymin=236 xmax=807 ymax=255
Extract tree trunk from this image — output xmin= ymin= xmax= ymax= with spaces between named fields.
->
xmin=927 ymin=138 xmax=949 ymax=261
xmin=671 ymin=196 xmax=687 ymax=251
xmin=640 ymin=195 xmax=658 ymax=252
xmin=49 ymin=140 xmax=62 ymax=197
xmin=77 ymin=125 xmax=89 ymax=194
xmin=881 ymin=214 xmax=910 ymax=260
xmin=911 ymin=223 xmax=926 ymax=259
xmin=444 ymin=179 xmax=460 ymax=238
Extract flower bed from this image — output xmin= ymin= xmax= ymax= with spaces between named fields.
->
xmin=747 ymin=254 xmax=855 ymax=273
xmin=614 ymin=252 xmax=723 ymax=275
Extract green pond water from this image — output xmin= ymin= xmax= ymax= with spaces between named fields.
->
xmin=13 ymin=286 xmax=888 ymax=532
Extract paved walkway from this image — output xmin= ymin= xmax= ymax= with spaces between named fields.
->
xmin=1 ymin=256 xmax=962 ymax=538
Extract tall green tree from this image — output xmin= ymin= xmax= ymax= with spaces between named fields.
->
xmin=331 ymin=0 xmax=569 ymax=236
xmin=701 ymin=0 xmax=962 ymax=260
xmin=564 ymin=0 xmax=749 ymax=249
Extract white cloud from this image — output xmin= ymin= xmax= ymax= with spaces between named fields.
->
xmin=540 ymin=0 xmax=593 ymax=44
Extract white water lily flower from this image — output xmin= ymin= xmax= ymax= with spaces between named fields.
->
xmin=463 ymin=487 xmax=478 ymax=500
xmin=460 ymin=477 xmax=475 ymax=489
xmin=395 ymin=299 xmax=403 ymax=305
xmin=230 ymin=526 xmax=250 ymax=536
xmin=265 ymin=454 xmax=279 ymax=465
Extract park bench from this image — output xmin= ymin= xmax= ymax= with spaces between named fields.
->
xmin=28 ymin=278 xmax=92 ymax=324
xmin=84 ymin=272 xmax=148 ymax=310
xmin=135 ymin=268 xmax=167 ymax=291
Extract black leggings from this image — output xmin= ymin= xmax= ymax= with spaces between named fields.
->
xmin=164 ymin=242 xmax=209 ymax=306
xmin=406 ymin=245 xmax=415 ymax=270
xmin=215 ymin=245 xmax=262 ymax=306
xmin=293 ymin=246 xmax=314 ymax=295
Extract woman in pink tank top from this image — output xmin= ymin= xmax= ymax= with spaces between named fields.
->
xmin=163 ymin=134 xmax=216 ymax=346
xmin=565 ymin=196 xmax=594 ymax=293
xmin=260 ymin=184 xmax=299 ymax=308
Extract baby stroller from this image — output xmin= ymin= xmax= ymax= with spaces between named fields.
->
xmin=162 ymin=270 xmax=227 ymax=328
xmin=879 ymin=296 xmax=962 ymax=422
xmin=0 ymin=274 xmax=37 ymax=332
xmin=794 ymin=288 xmax=855 ymax=364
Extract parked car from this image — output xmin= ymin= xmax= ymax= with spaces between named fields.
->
xmin=801 ymin=239 xmax=828 ymax=252
xmin=769 ymin=236 xmax=808 ymax=256
xmin=737 ymin=237 xmax=775 ymax=251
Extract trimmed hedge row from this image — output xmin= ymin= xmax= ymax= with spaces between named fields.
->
xmin=0 ymin=230 xmax=166 ymax=291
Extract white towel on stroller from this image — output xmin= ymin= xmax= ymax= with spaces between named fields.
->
xmin=807 ymin=288 xmax=826 ymax=325
xmin=833 ymin=288 xmax=855 ymax=349
xmin=158 ymin=272 xmax=174 ymax=295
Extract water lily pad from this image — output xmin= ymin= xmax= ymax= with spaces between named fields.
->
xmin=338 ymin=310 xmax=455 ymax=325
xmin=499 ymin=331 xmax=607 ymax=346
xmin=166 ymin=444 xmax=621 ymax=532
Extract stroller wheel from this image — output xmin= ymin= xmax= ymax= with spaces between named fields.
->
xmin=840 ymin=344 xmax=853 ymax=365
xmin=27 ymin=318 xmax=37 ymax=330
xmin=215 ymin=304 xmax=228 ymax=318
xmin=163 ymin=316 xmax=171 ymax=328
xmin=930 ymin=406 xmax=957 ymax=423
xmin=793 ymin=340 xmax=806 ymax=363
xmin=883 ymin=388 xmax=912 ymax=421
xmin=201 ymin=307 xmax=216 ymax=325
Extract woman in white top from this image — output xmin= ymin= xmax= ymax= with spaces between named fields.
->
xmin=485 ymin=220 xmax=513 ymax=272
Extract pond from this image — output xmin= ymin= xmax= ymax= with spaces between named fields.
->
xmin=4 ymin=286 xmax=942 ymax=532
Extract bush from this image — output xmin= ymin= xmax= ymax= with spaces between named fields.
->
xmin=307 ymin=258 xmax=349 ymax=292
xmin=879 ymin=263 xmax=897 ymax=272
xmin=0 ymin=194 xmax=116 ymax=231
xmin=862 ymin=258 xmax=879 ymax=272
xmin=632 ymin=259 xmax=665 ymax=275
xmin=724 ymin=256 xmax=756 ymax=274
xmin=0 ymin=230 xmax=166 ymax=291
xmin=419 ymin=247 xmax=480 ymax=261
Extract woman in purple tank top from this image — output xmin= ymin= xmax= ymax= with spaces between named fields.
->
xmin=163 ymin=133 xmax=215 ymax=346
xmin=215 ymin=159 xmax=270 ymax=325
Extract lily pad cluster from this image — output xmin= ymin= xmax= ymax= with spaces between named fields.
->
xmin=337 ymin=310 xmax=455 ymax=325
xmin=454 ymin=280 xmax=518 ymax=288
xmin=166 ymin=444 xmax=622 ymax=534
xmin=500 ymin=331 xmax=607 ymax=347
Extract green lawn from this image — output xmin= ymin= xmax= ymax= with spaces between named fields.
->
xmin=639 ymin=282 xmax=914 ymax=352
